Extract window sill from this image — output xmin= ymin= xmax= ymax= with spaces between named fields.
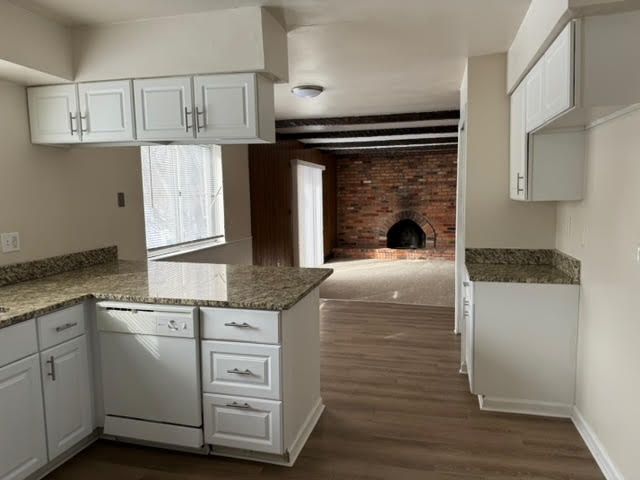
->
xmin=147 ymin=237 xmax=227 ymax=261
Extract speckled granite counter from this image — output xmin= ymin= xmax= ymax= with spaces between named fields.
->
xmin=465 ymin=248 xmax=580 ymax=285
xmin=0 ymin=259 xmax=333 ymax=329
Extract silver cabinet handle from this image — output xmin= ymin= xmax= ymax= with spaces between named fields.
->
xmin=463 ymin=299 xmax=470 ymax=306
xmin=516 ymin=173 xmax=525 ymax=195
xmin=55 ymin=322 xmax=77 ymax=333
xmin=46 ymin=356 xmax=56 ymax=381
xmin=224 ymin=322 xmax=252 ymax=328
xmin=225 ymin=401 xmax=251 ymax=409
xmin=69 ymin=112 xmax=78 ymax=135
xmin=80 ymin=112 xmax=88 ymax=133
xmin=184 ymin=107 xmax=193 ymax=132
xmin=195 ymin=107 xmax=205 ymax=132
xmin=227 ymin=368 xmax=252 ymax=376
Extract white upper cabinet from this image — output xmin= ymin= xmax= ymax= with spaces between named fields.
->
xmin=542 ymin=23 xmax=575 ymax=122
xmin=0 ymin=355 xmax=48 ymax=480
xmin=194 ymin=73 xmax=275 ymax=143
xmin=27 ymin=85 xmax=81 ymax=144
xmin=509 ymin=83 xmax=527 ymax=201
xmin=78 ymin=81 xmax=135 ymax=142
xmin=28 ymin=72 xmax=275 ymax=145
xmin=525 ymin=61 xmax=545 ymax=132
xmin=134 ymin=77 xmax=195 ymax=141
xmin=525 ymin=22 xmax=575 ymax=133
xmin=40 ymin=335 xmax=93 ymax=461
xmin=194 ymin=73 xmax=257 ymax=140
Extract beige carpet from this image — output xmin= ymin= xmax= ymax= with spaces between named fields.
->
xmin=319 ymin=258 xmax=455 ymax=307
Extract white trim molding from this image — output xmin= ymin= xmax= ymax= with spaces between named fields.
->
xmin=572 ymin=407 xmax=625 ymax=480
xmin=478 ymin=395 xmax=573 ymax=418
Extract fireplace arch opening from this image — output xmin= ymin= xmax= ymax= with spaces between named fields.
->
xmin=386 ymin=219 xmax=427 ymax=250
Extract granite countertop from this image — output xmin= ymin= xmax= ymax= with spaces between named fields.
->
xmin=466 ymin=262 xmax=576 ymax=284
xmin=465 ymin=248 xmax=580 ymax=285
xmin=0 ymin=260 xmax=333 ymax=329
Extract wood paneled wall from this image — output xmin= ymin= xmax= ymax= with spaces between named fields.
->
xmin=249 ymin=141 xmax=337 ymax=267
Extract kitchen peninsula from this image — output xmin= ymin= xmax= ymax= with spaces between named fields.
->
xmin=0 ymin=247 xmax=332 ymax=479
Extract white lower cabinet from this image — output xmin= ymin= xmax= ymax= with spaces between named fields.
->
xmin=0 ymin=354 xmax=48 ymax=480
xmin=203 ymin=394 xmax=283 ymax=455
xmin=40 ymin=335 xmax=93 ymax=460
xmin=465 ymin=280 xmax=579 ymax=417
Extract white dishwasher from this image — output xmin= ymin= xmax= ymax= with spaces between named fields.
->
xmin=96 ymin=301 xmax=203 ymax=448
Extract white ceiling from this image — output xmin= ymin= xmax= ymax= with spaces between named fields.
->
xmin=10 ymin=0 xmax=531 ymax=119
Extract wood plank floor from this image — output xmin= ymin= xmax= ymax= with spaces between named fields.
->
xmin=45 ymin=300 xmax=603 ymax=480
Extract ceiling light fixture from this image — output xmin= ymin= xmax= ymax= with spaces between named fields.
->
xmin=291 ymin=85 xmax=324 ymax=99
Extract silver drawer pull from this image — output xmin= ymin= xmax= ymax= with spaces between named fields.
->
xmin=224 ymin=322 xmax=252 ymax=328
xmin=225 ymin=401 xmax=251 ymax=409
xmin=227 ymin=368 xmax=253 ymax=376
xmin=55 ymin=322 xmax=78 ymax=333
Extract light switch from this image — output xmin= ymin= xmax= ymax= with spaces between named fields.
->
xmin=1 ymin=232 xmax=20 ymax=253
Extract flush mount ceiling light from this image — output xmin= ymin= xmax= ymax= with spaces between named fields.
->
xmin=291 ymin=85 xmax=324 ymax=99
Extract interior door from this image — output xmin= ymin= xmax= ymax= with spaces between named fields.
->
xmin=295 ymin=161 xmax=325 ymax=267
xmin=134 ymin=77 xmax=195 ymax=141
xmin=41 ymin=336 xmax=93 ymax=460
xmin=0 ymin=355 xmax=48 ymax=480
xmin=78 ymin=80 xmax=135 ymax=142
xmin=27 ymin=84 xmax=80 ymax=144
xmin=194 ymin=73 xmax=257 ymax=140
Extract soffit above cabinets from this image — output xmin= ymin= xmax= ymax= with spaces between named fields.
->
xmin=0 ymin=6 xmax=288 ymax=86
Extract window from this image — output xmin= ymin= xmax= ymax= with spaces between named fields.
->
xmin=141 ymin=145 xmax=224 ymax=253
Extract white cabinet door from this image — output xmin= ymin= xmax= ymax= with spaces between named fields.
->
xmin=40 ymin=335 xmax=93 ymax=460
xmin=203 ymin=394 xmax=283 ymax=454
xmin=0 ymin=355 xmax=47 ymax=480
xmin=525 ymin=61 xmax=545 ymax=132
xmin=133 ymin=77 xmax=195 ymax=141
xmin=194 ymin=73 xmax=257 ymax=140
xmin=543 ymin=22 xmax=574 ymax=122
xmin=509 ymin=83 xmax=528 ymax=201
xmin=27 ymin=85 xmax=80 ymax=144
xmin=78 ymin=80 xmax=134 ymax=142
xmin=463 ymin=282 xmax=475 ymax=393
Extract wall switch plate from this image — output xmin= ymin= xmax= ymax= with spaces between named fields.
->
xmin=1 ymin=232 xmax=20 ymax=253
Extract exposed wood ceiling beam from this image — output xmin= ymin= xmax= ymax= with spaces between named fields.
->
xmin=277 ymin=124 xmax=458 ymax=141
xmin=326 ymin=144 xmax=458 ymax=156
xmin=275 ymin=110 xmax=460 ymax=128
xmin=308 ymin=137 xmax=458 ymax=149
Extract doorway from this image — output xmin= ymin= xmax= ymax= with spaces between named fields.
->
xmin=292 ymin=160 xmax=325 ymax=267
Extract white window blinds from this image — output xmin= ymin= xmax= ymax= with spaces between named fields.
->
xmin=141 ymin=145 xmax=224 ymax=251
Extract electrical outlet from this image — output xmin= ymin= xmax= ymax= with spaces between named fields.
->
xmin=1 ymin=232 xmax=20 ymax=253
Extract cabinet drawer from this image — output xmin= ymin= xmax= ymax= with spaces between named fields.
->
xmin=203 ymin=394 xmax=282 ymax=454
xmin=0 ymin=319 xmax=38 ymax=368
xmin=37 ymin=303 xmax=86 ymax=350
xmin=202 ymin=341 xmax=281 ymax=400
xmin=201 ymin=308 xmax=280 ymax=344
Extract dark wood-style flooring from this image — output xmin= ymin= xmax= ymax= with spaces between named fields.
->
xmin=46 ymin=300 xmax=603 ymax=479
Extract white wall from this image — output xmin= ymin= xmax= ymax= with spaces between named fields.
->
xmin=0 ymin=80 xmax=147 ymax=265
xmin=465 ymin=54 xmax=557 ymax=249
xmin=165 ymin=145 xmax=253 ymax=265
xmin=0 ymin=0 xmax=73 ymax=83
xmin=71 ymin=7 xmax=288 ymax=82
xmin=556 ymin=107 xmax=640 ymax=478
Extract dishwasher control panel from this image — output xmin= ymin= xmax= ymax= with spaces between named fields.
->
xmin=96 ymin=302 xmax=198 ymax=339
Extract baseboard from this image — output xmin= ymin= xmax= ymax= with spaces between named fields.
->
xmin=31 ymin=430 xmax=100 ymax=480
xmin=478 ymin=395 xmax=573 ymax=418
xmin=286 ymin=398 xmax=325 ymax=466
xmin=571 ymin=407 xmax=625 ymax=480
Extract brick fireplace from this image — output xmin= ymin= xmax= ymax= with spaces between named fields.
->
xmin=333 ymin=150 xmax=456 ymax=260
